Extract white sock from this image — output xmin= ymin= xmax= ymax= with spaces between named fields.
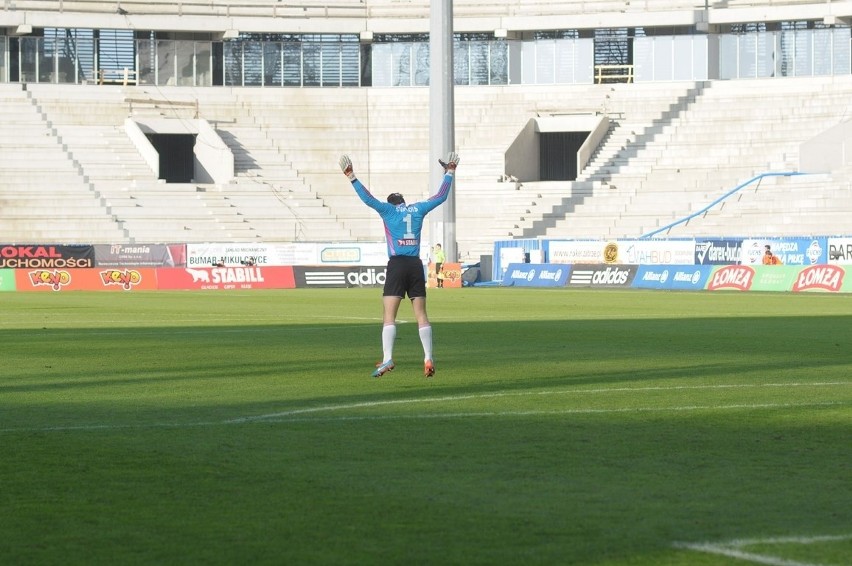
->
xmin=382 ymin=324 xmax=397 ymax=362
xmin=419 ymin=325 xmax=433 ymax=361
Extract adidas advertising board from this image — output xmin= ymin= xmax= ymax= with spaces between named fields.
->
xmin=568 ymin=264 xmax=636 ymax=287
xmin=294 ymin=266 xmax=387 ymax=288
xmin=501 ymin=263 xmax=570 ymax=287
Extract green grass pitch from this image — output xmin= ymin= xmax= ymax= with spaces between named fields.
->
xmin=1 ymin=288 xmax=850 ymax=565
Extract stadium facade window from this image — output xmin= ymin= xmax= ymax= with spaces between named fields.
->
xmin=634 ymin=35 xmax=709 ymax=81
xmin=195 ymin=42 xmax=213 ymax=87
xmin=717 ymin=23 xmax=850 ymax=79
xmin=3 ymin=23 xmax=850 ymax=87
xmin=0 ymin=36 xmax=7 ymax=83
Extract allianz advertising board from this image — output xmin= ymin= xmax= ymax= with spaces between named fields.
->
xmin=633 ymin=265 xmax=713 ymax=290
xmin=501 ymin=263 xmax=570 ymax=287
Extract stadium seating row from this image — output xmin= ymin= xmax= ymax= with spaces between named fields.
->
xmin=2 ymin=76 xmax=851 ymax=261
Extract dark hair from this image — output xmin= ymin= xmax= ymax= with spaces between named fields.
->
xmin=387 ymin=193 xmax=405 ymax=205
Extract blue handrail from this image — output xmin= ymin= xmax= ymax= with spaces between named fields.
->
xmin=639 ymin=171 xmax=810 ymax=239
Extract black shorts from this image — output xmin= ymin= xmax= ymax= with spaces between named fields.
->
xmin=383 ymin=255 xmax=426 ymax=298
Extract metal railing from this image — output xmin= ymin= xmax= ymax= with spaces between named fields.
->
xmin=640 ymin=172 xmax=810 ymax=239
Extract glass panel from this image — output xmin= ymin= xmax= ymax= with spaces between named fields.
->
xmin=672 ymin=36 xmax=692 ymax=81
xmin=469 ymin=41 xmax=489 ymax=85
xmin=224 ymin=42 xmax=243 ymax=86
xmin=321 ymin=42 xmax=340 ymax=87
xmin=412 ymin=42 xmax=429 ymax=86
xmin=811 ymin=28 xmax=829 ymax=76
xmin=489 ymin=41 xmax=508 ymax=85
xmin=832 ymin=27 xmax=851 ymax=75
xmin=19 ymin=37 xmax=38 ymax=82
xmin=520 ymin=41 xmax=536 ymax=84
xmin=779 ymin=30 xmax=796 ymax=77
xmin=633 ymin=36 xmax=654 ymax=82
xmin=39 ymin=35 xmax=55 ymax=82
xmin=738 ymin=33 xmax=757 ymax=78
xmin=654 ymin=37 xmax=674 ymax=81
xmin=157 ymin=40 xmax=176 ymax=85
xmin=719 ymin=34 xmax=738 ymax=79
xmin=173 ymin=40 xmax=194 ymax=86
xmin=302 ymin=43 xmax=321 ymax=86
xmin=282 ymin=43 xmax=301 ymax=86
xmin=341 ymin=40 xmax=359 ymax=86
xmin=554 ymin=38 xmax=576 ymax=83
xmin=137 ymin=37 xmax=155 ymax=85
xmin=195 ymin=41 xmax=212 ymax=87
xmin=0 ymin=36 xmax=6 ymax=83
xmin=262 ymin=42 xmax=281 ymax=86
xmin=692 ymin=34 xmax=708 ymax=80
xmin=392 ymin=42 xmax=411 ymax=87
xmin=98 ymin=29 xmax=134 ymax=83
xmin=576 ymin=38 xmax=595 ymax=83
xmin=795 ymin=29 xmax=813 ymax=76
xmin=371 ymin=43 xmax=392 ymax=86
xmin=54 ymin=36 xmax=77 ymax=84
xmin=453 ymin=40 xmax=469 ymax=86
xmin=507 ymin=40 xmax=523 ymax=85
xmin=755 ymin=32 xmax=773 ymax=78
xmin=536 ymin=38 xmax=555 ymax=84
xmin=242 ymin=41 xmax=262 ymax=86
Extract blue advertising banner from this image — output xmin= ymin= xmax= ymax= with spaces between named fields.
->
xmin=633 ymin=265 xmax=714 ymax=290
xmin=740 ymin=238 xmax=827 ymax=266
xmin=694 ymin=239 xmax=742 ymax=265
xmin=501 ymin=263 xmax=570 ymax=287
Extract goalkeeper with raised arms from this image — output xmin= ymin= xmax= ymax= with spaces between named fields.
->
xmin=339 ymin=152 xmax=460 ymax=378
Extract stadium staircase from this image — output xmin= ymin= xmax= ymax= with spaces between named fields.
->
xmin=4 ymin=75 xmax=852 ymax=255
xmin=0 ymin=83 xmax=127 ymax=243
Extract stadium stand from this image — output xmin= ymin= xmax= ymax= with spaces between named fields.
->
xmin=1 ymin=0 xmax=852 ymax=259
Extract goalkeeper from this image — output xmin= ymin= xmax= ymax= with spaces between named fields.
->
xmin=339 ymin=152 xmax=460 ymax=378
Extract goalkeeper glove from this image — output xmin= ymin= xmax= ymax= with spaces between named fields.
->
xmin=438 ymin=152 xmax=460 ymax=173
xmin=339 ymin=155 xmax=356 ymax=181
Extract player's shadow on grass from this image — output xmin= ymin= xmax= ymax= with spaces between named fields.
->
xmin=4 ymin=314 xmax=846 ymax=417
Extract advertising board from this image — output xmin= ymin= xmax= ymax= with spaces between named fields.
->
xmin=632 ymin=265 xmax=712 ymax=290
xmin=501 ymin=263 xmax=570 ymax=287
xmin=157 ymin=266 xmax=295 ymax=290
xmin=15 ymin=268 xmax=158 ymax=291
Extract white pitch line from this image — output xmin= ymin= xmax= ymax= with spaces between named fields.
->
xmin=0 ymin=400 xmax=846 ymax=434
xmin=674 ymin=534 xmax=852 ymax=566
xmin=243 ymin=401 xmax=845 ymax=424
xmin=228 ymin=381 xmax=851 ymax=423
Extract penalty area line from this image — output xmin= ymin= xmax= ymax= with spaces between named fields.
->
xmin=674 ymin=534 xmax=852 ymax=566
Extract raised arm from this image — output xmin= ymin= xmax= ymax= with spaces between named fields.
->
xmin=339 ymin=154 xmax=385 ymax=210
xmin=422 ymin=152 xmax=460 ymax=211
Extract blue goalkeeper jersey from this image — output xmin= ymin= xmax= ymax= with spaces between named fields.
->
xmin=350 ymin=173 xmax=454 ymax=258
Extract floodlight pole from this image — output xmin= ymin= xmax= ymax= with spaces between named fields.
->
xmin=429 ymin=0 xmax=456 ymax=263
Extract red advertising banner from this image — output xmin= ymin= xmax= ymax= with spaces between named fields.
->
xmin=791 ymin=264 xmax=846 ymax=292
xmin=16 ymin=268 xmax=158 ymax=292
xmin=156 ymin=266 xmax=296 ymax=290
